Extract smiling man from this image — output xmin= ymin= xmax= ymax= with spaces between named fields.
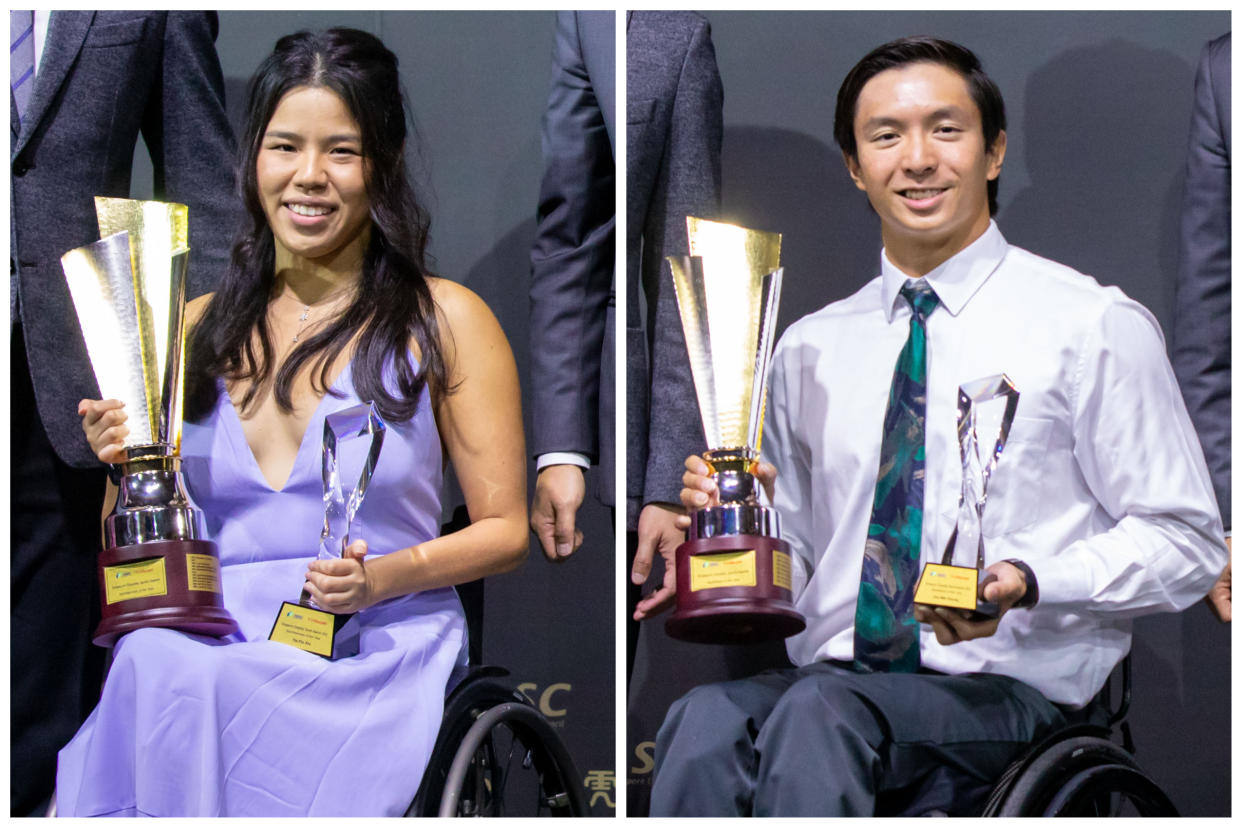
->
xmin=649 ymin=36 xmax=1226 ymax=817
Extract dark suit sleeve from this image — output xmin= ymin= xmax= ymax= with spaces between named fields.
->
xmin=641 ymin=18 xmax=723 ymax=507
xmin=1172 ymin=35 xmax=1230 ymax=529
xmin=528 ymin=11 xmax=616 ymax=461
xmin=141 ymin=11 xmax=237 ymax=300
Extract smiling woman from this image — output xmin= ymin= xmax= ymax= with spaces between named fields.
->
xmin=257 ymin=86 xmax=372 ymax=264
xmin=58 ymin=28 xmax=529 ymax=817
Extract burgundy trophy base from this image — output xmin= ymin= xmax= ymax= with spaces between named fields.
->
xmin=94 ymin=538 xmax=239 ymax=647
xmin=666 ymin=533 xmax=806 ymax=645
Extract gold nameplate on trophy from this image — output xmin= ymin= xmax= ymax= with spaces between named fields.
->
xmin=269 ymin=601 xmax=341 ymax=658
xmin=185 ymin=553 xmax=223 ymax=593
xmin=103 ymin=558 xmax=169 ymax=605
xmin=689 ymin=550 xmax=757 ymax=592
xmin=913 ymin=563 xmax=980 ymax=610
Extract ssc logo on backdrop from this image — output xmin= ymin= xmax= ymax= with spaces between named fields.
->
xmin=516 ymin=681 xmax=572 ymax=726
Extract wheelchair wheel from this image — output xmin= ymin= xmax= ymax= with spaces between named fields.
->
xmin=988 ymin=734 xmax=1177 ymax=817
xmin=1043 ymin=763 xmax=1178 ymax=816
xmin=407 ymin=675 xmax=585 ymax=817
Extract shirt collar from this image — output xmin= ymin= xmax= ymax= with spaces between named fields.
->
xmin=880 ymin=220 xmax=1009 ymax=322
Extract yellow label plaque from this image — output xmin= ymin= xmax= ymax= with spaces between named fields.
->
xmin=772 ymin=549 xmax=792 ymax=591
xmin=103 ymin=558 xmax=168 ymax=605
xmin=269 ymin=601 xmax=336 ymax=657
xmin=913 ymin=563 xmax=979 ymax=611
xmin=185 ymin=553 xmax=221 ymax=593
xmin=690 ymin=550 xmax=757 ymax=592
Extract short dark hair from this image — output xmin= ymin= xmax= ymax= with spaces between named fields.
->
xmin=833 ymin=36 xmax=1007 ymax=216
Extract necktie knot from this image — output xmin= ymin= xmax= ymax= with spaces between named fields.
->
xmin=900 ymin=279 xmax=939 ymax=321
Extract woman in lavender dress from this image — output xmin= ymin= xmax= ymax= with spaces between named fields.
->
xmin=60 ymin=29 xmax=528 ymax=816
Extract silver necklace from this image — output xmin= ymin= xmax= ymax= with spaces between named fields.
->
xmin=284 ymin=289 xmax=352 ymax=344
xmin=291 ymin=305 xmax=312 ymax=344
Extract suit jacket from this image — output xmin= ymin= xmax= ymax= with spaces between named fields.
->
xmin=529 ymin=11 xmax=617 ymax=506
xmin=10 ymin=11 xmax=237 ymax=469
xmin=626 ymin=11 xmax=723 ymax=530
xmin=1172 ymin=32 xmax=1230 ymax=529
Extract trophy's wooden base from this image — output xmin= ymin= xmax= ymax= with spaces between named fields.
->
xmin=666 ymin=534 xmax=806 ymax=644
xmin=94 ymin=539 xmax=239 ymax=647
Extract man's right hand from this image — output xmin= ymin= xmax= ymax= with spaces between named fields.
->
xmin=530 ymin=464 xmax=586 ymax=562
xmin=674 ymin=454 xmax=778 ymax=532
xmin=78 ymin=399 xmax=129 ymax=465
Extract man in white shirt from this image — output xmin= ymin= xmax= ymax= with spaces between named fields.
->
xmin=649 ymin=36 xmax=1226 ymax=817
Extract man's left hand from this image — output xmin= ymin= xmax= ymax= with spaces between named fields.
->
xmin=913 ymin=560 xmax=1027 ymax=645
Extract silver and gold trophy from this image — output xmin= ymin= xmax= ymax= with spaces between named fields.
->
xmin=913 ymin=374 xmax=1019 ymax=618
xmin=664 ymin=217 xmax=806 ymax=643
xmin=61 ymin=197 xmax=237 ymax=646
xmin=269 ymin=401 xmax=385 ymax=659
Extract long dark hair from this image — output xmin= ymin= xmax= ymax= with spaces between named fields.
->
xmin=833 ymin=36 xmax=1007 ymax=216
xmin=186 ymin=27 xmax=447 ymax=423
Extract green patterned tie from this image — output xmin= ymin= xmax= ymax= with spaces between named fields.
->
xmin=854 ymin=279 xmax=939 ymax=673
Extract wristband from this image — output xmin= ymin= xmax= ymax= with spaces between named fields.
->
xmin=1003 ymin=558 xmax=1039 ymax=609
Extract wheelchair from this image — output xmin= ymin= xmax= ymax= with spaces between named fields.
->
xmin=978 ymin=654 xmax=1178 ymax=816
xmin=406 ymin=509 xmax=586 ymax=817
xmin=406 ymin=579 xmax=586 ymax=817
xmin=51 ymin=510 xmax=586 ymax=818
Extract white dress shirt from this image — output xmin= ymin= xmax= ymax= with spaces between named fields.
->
xmin=33 ymin=11 xmax=49 ymax=73
xmin=765 ymin=221 xmax=1226 ymax=707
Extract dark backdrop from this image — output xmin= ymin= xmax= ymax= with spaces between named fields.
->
xmin=130 ymin=11 xmax=616 ymax=816
xmin=627 ymin=10 xmax=1231 ymax=817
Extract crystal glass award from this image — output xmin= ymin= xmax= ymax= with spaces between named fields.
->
xmin=61 ymin=197 xmax=237 ymax=646
xmin=269 ymin=401 xmax=386 ymax=659
xmin=663 ymin=217 xmax=806 ymax=644
xmin=914 ymin=374 xmax=1019 ymax=618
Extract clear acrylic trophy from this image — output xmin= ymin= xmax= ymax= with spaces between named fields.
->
xmin=269 ymin=401 xmax=386 ymax=659
xmin=914 ymin=374 xmax=1019 ymax=619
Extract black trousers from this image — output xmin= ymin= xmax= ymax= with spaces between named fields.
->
xmin=650 ymin=659 xmax=1066 ymax=817
xmin=10 ymin=325 xmax=106 ymax=816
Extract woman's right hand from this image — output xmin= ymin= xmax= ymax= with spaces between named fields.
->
xmin=78 ymin=399 xmax=129 ymax=465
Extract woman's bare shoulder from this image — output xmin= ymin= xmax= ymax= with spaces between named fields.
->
xmin=426 ymin=276 xmax=492 ymax=325
xmin=186 ymin=292 xmax=215 ymax=328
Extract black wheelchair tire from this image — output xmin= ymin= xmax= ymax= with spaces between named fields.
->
xmin=991 ymin=735 xmax=1173 ymax=817
xmin=407 ymin=676 xmax=584 ymax=817
xmin=1042 ymin=763 xmax=1179 ymax=816
xmin=436 ymin=701 xmax=585 ymax=817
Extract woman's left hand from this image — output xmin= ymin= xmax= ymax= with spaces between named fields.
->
xmin=304 ymin=539 xmax=374 ymax=614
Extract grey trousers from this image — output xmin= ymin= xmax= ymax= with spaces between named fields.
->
xmin=649 ymin=660 xmax=1066 ymax=817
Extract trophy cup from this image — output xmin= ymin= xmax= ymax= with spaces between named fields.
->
xmin=269 ymin=401 xmax=385 ymax=659
xmin=61 ymin=197 xmax=237 ymax=646
xmin=663 ymin=217 xmax=806 ymax=644
xmin=913 ymin=374 xmax=1019 ymax=619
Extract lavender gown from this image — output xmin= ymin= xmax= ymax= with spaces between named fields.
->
xmin=55 ymin=362 xmax=468 ymax=816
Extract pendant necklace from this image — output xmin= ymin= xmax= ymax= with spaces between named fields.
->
xmin=286 ymin=288 xmax=352 ymax=345
xmin=292 ymin=305 xmax=312 ymax=344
